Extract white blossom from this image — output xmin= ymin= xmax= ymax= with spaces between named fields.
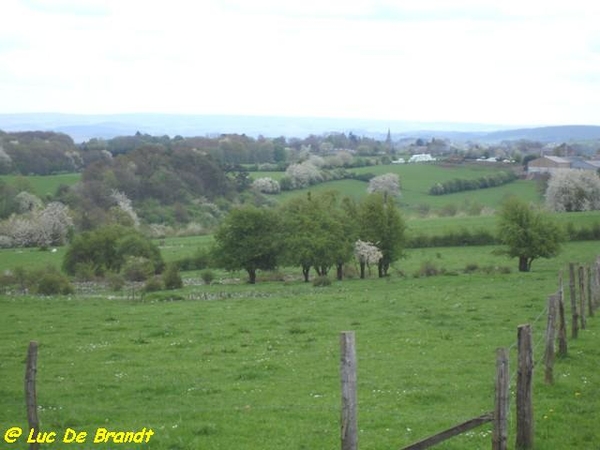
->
xmin=285 ymin=161 xmax=323 ymax=189
xmin=354 ymin=240 xmax=383 ymax=265
xmin=251 ymin=177 xmax=281 ymax=194
xmin=367 ymin=173 xmax=401 ymax=197
xmin=111 ymin=190 xmax=140 ymax=227
xmin=15 ymin=191 xmax=42 ymax=213
xmin=545 ymin=169 xmax=600 ymax=212
xmin=0 ymin=202 xmax=73 ymax=247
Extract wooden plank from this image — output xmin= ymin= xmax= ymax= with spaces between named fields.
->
xmin=400 ymin=413 xmax=493 ymax=450
xmin=340 ymin=331 xmax=358 ymax=450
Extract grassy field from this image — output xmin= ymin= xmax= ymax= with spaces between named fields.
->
xmin=0 ymin=173 xmax=80 ymax=197
xmin=253 ymin=162 xmax=540 ymax=216
xmin=1 ymin=242 xmax=600 ymax=449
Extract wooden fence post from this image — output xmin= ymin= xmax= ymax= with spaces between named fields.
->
xmin=492 ymin=348 xmax=509 ymax=450
xmin=578 ymin=266 xmax=587 ymax=330
xmin=586 ymin=266 xmax=594 ymax=317
xmin=596 ymin=257 xmax=600 ymax=309
xmin=557 ymin=289 xmax=568 ymax=358
xmin=516 ymin=324 xmax=534 ymax=450
xmin=340 ymin=331 xmax=358 ymax=450
xmin=569 ymin=263 xmax=579 ymax=339
xmin=25 ymin=341 xmax=40 ymax=450
xmin=544 ymin=295 xmax=558 ymax=384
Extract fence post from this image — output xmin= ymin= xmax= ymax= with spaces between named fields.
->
xmin=492 ymin=348 xmax=509 ymax=450
xmin=544 ymin=295 xmax=558 ymax=384
xmin=25 ymin=341 xmax=40 ymax=450
xmin=578 ymin=266 xmax=587 ymax=330
xmin=596 ymin=257 xmax=600 ymax=310
xmin=557 ymin=289 xmax=568 ymax=358
xmin=569 ymin=263 xmax=579 ymax=338
xmin=340 ymin=331 xmax=358 ymax=450
xmin=516 ymin=324 xmax=534 ymax=450
xmin=586 ymin=266 xmax=594 ymax=317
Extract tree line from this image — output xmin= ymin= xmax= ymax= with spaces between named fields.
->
xmin=428 ymin=171 xmax=517 ymax=195
xmin=213 ymin=191 xmax=405 ymax=283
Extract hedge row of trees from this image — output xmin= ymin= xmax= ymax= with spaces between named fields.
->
xmin=212 ymin=191 xmax=406 ymax=283
xmin=428 ymin=171 xmax=518 ymax=195
xmin=0 ymin=131 xmax=80 ymax=175
xmin=0 ymin=130 xmax=390 ymax=177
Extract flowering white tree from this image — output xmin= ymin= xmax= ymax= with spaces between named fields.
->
xmin=284 ymin=161 xmax=323 ymax=189
xmin=251 ymin=177 xmax=280 ymax=194
xmin=111 ymin=190 xmax=140 ymax=227
xmin=354 ymin=239 xmax=382 ymax=279
xmin=545 ymin=169 xmax=600 ymax=212
xmin=15 ymin=191 xmax=42 ymax=213
xmin=37 ymin=202 xmax=74 ymax=247
xmin=367 ymin=173 xmax=401 ymax=197
xmin=0 ymin=201 xmax=73 ymax=247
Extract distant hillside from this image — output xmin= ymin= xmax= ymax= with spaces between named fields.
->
xmin=480 ymin=125 xmax=600 ymax=143
xmin=0 ymin=113 xmax=599 ymax=143
xmin=0 ymin=113 xmax=506 ymax=142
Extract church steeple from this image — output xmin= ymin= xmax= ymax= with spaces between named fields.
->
xmin=385 ymin=128 xmax=392 ymax=153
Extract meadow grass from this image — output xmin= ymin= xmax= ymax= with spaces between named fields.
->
xmin=1 ymin=242 xmax=599 ymax=449
xmin=0 ymin=173 xmax=80 ymax=197
xmin=258 ymin=162 xmax=540 ymax=216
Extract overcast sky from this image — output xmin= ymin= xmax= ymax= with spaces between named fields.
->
xmin=2 ymin=0 xmax=599 ymax=126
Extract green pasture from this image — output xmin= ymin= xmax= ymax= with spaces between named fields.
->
xmin=405 ymin=210 xmax=600 ymax=241
xmin=0 ymin=210 xmax=597 ymax=274
xmin=0 ymin=173 xmax=80 ymax=198
xmin=1 ymin=242 xmax=600 ymax=449
xmin=253 ymin=163 xmax=539 ymax=216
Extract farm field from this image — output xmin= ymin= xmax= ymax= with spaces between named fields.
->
xmin=0 ymin=209 xmax=598 ymax=274
xmin=253 ymin=162 xmax=539 ymax=216
xmin=0 ymin=173 xmax=80 ymax=198
xmin=1 ymin=242 xmax=600 ymax=449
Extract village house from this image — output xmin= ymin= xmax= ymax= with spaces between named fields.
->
xmin=527 ymin=155 xmax=600 ymax=175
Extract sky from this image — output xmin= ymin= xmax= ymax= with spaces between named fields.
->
xmin=1 ymin=0 xmax=600 ymax=127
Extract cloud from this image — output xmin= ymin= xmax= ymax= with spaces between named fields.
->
xmin=21 ymin=0 xmax=110 ymax=16
xmin=0 ymin=0 xmax=599 ymax=125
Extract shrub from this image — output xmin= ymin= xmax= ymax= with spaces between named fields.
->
xmin=36 ymin=271 xmax=74 ymax=295
xmin=144 ymin=277 xmax=163 ymax=292
xmin=176 ymin=248 xmax=211 ymax=271
xmin=464 ymin=263 xmax=479 ymax=273
xmin=312 ymin=276 xmax=332 ymax=287
xmin=200 ymin=269 xmax=215 ymax=285
xmin=74 ymin=262 xmax=97 ymax=281
xmin=415 ymin=261 xmax=440 ymax=278
xmin=163 ymin=264 xmax=183 ymax=290
xmin=106 ymin=273 xmax=125 ymax=291
xmin=63 ymin=225 xmax=164 ymax=276
xmin=122 ymin=256 xmax=154 ymax=282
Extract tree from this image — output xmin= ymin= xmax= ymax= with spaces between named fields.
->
xmin=357 ymin=193 xmax=406 ymax=277
xmin=63 ymin=225 xmax=163 ymax=276
xmin=284 ymin=161 xmax=323 ymax=189
xmin=251 ymin=177 xmax=280 ymax=194
xmin=354 ymin=240 xmax=382 ymax=279
xmin=496 ymin=197 xmax=564 ymax=272
xmin=279 ymin=191 xmax=355 ymax=282
xmin=367 ymin=173 xmax=401 ymax=197
xmin=212 ymin=206 xmax=280 ymax=283
xmin=545 ymin=169 xmax=600 ymax=212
